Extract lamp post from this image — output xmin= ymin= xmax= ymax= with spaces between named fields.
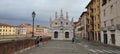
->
xmin=32 ymin=11 xmax=36 ymax=37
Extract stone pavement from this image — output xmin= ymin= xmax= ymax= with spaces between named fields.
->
xmin=19 ymin=40 xmax=94 ymax=54
xmin=75 ymin=36 xmax=120 ymax=54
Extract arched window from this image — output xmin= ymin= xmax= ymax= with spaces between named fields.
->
xmin=61 ymin=21 xmax=63 ymax=24
xmin=65 ymin=32 xmax=69 ymax=38
xmin=66 ymin=22 xmax=68 ymax=25
xmin=55 ymin=22 xmax=57 ymax=25
xmin=54 ymin=31 xmax=58 ymax=38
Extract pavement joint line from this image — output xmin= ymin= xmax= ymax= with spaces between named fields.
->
xmin=88 ymin=49 xmax=97 ymax=53
xmin=95 ymin=49 xmax=104 ymax=53
xmin=102 ymin=49 xmax=112 ymax=53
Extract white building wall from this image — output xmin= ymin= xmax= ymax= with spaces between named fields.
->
xmin=101 ymin=31 xmax=104 ymax=43
xmin=116 ymin=30 xmax=120 ymax=46
xmin=100 ymin=0 xmax=120 ymax=46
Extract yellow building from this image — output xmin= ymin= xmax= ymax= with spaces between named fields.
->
xmin=86 ymin=0 xmax=94 ymax=41
xmin=86 ymin=0 xmax=100 ymax=41
xmin=93 ymin=0 xmax=101 ymax=41
xmin=0 ymin=23 xmax=16 ymax=35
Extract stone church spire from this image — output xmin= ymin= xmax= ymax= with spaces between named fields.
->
xmin=71 ymin=18 xmax=74 ymax=25
xmin=66 ymin=12 xmax=68 ymax=19
xmin=55 ymin=11 xmax=57 ymax=18
xmin=60 ymin=9 xmax=63 ymax=17
xmin=50 ymin=17 xmax=52 ymax=27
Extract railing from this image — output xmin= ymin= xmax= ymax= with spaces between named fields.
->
xmin=108 ymin=25 xmax=116 ymax=31
xmin=101 ymin=27 xmax=107 ymax=31
xmin=0 ymin=37 xmax=51 ymax=54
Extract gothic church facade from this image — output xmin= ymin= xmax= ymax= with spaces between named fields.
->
xmin=50 ymin=9 xmax=74 ymax=40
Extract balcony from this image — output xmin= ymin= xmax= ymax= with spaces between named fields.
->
xmin=108 ymin=25 xmax=116 ymax=31
xmin=101 ymin=27 xmax=107 ymax=31
xmin=116 ymin=24 xmax=120 ymax=30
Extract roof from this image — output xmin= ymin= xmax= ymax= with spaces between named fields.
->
xmin=80 ymin=11 xmax=87 ymax=17
xmin=85 ymin=0 xmax=93 ymax=8
xmin=0 ymin=23 xmax=14 ymax=27
xmin=78 ymin=17 xmax=82 ymax=22
xmin=74 ymin=22 xmax=78 ymax=24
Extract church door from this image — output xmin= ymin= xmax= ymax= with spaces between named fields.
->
xmin=54 ymin=31 xmax=58 ymax=38
xmin=65 ymin=32 xmax=69 ymax=38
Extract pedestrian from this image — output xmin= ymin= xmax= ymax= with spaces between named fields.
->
xmin=35 ymin=36 xmax=40 ymax=47
xmin=39 ymin=36 xmax=42 ymax=42
xmin=72 ymin=37 xmax=75 ymax=43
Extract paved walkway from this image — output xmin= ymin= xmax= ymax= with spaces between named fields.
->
xmin=19 ymin=40 xmax=94 ymax=54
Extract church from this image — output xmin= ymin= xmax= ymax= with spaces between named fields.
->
xmin=50 ymin=9 xmax=74 ymax=40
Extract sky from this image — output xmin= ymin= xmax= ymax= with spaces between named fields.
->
xmin=0 ymin=0 xmax=90 ymax=27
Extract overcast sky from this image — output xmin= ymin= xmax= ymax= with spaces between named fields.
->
xmin=0 ymin=0 xmax=90 ymax=27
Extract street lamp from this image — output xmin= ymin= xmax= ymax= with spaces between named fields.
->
xmin=32 ymin=11 xmax=36 ymax=37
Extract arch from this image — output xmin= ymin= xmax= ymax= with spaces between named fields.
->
xmin=54 ymin=31 xmax=58 ymax=38
xmin=65 ymin=32 xmax=69 ymax=38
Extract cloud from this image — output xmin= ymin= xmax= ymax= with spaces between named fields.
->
xmin=0 ymin=0 xmax=90 ymax=27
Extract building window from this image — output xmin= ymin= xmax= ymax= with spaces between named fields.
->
xmin=3 ymin=29 xmax=5 ymax=32
xmin=61 ymin=22 xmax=62 ymax=24
xmin=102 ymin=0 xmax=107 ymax=6
xmin=65 ymin=32 xmax=69 ymax=38
xmin=9 ymin=30 xmax=11 ymax=32
xmin=66 ymin=22 xmax=68 ymax=25
xmin=111 ymin=19 xmax=114 ymax=26
xmin=60 ymin=28 xmax=63 ymax=30
xmin=98 ymin=24 xmax=100 ymax=29
xmin=104 ymin=21 xmax=106 ymax=27
xmin=104 ymin=9 xmax=106 ymax=16
xmin=0 ymin=29 xmax=2 ymax=32
xmin=110 ymin=5 xmax=113 ymax=14
xmin=55 ymin=23 xmax=57 ymax=25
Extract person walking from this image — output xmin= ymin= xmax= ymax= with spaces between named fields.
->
xmin=35 ymin=36 xmax=40 ymax=47
xmin=72 ymin=37 xmax=75 ymax=43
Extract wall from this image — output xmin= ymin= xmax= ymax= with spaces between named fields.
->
xmin=0 ymin=37 xmax=51 ymax=54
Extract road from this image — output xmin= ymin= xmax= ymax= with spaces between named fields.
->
xmin=18 ymin=37 xmax=120 ymax=54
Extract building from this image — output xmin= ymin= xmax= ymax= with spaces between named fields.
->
xmin=100 ymin=0 xmax=120 ymax=46
xmin=86 ymin=0 xmax=94 ymax=41
xmin=74 ymin=22 xmax=78 ymax=36
xmin=0 ymin=23 xmax=16 ymax=35
xmin=19 ymin=23 xmax=50 ymax=37
xmin=42 ymin=27 xmax=50 ymax=36
xmin=19 ymin=23 xmax=32 ymax=37
xmin=86 ymin=0 xmax=101 ymax=41
xmin=16 ymin=26 xmax=27 ymax=35
xmin=75 ymin=18 xmax=81 ymax=37
xmin=93 ymin=0 xmax=101 ymax=42
xmin=80 ymin=12 xmax=88 ymax=39
xmin=50 ymin=9 xmax=74 ymax=40
xmin=35 ymin=25 xmax=50 ymax=36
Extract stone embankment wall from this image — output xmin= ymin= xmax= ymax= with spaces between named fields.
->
xmin=0 ymin=37 xmax=51 ymax=54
